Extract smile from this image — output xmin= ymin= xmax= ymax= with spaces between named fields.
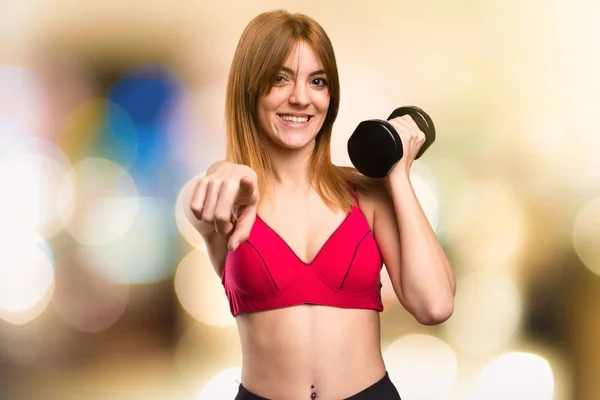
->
xmin=278 ymin=114 xmax=312 ymax=124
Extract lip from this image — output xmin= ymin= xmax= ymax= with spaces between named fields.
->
xmin=277 ymin=113 xmax=312 ymax=117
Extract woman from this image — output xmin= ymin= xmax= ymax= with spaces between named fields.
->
xmin=184 ymin=10 xmax=456 ymax=400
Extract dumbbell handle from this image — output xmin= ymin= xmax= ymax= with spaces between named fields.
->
xmin=387 ymin=106 xmax=436 ymax=160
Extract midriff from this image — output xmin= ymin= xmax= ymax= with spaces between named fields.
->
xmin=236 ymin=304 xmax=386 ymax=400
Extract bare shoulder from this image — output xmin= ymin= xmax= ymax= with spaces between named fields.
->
xmin=355 ymin=179 xmax=391 ymax=231
xmin=338 ymin=166 xmax=391 ymax=231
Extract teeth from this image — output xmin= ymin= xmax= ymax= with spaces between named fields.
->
xmin=279 ymin=115 xmax=309 ymax=123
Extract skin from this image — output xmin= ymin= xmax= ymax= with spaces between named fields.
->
xmin=184 ymin=41 xmax=456 ymax=400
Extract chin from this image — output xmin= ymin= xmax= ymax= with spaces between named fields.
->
xmin=270 ymin=130 xmax=316 ymax=150
xmin=277 ymin=137 xmax=314 ymax=150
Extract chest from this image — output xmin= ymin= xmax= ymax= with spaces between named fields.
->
xmin=257 ymin=200 xmax=350 ymax=265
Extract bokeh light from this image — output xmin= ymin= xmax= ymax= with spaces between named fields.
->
xmin=196 ymin=367 xmax=242 ymax=400
xmin=445 ymin=179 xmax=526 ymax=275
xmin=410 ymin=165 xmax=440 ymax=232
xmin=95 ymin=100 xmax=139 ymax=170
xmin=107 ymin=64 xmax=189 ymax=199
xmin=383 ymin=334 xmax=458 ymax=400
xmin=0 ymin=137 xmax=72 ymax=238
xmin=53 ymin=250 xmax=130 ymax=333
xmin=57 ymin=157 xmax=140 ymax=246
xmin=572 ymin=195 xmax=600 ymax=276
xmin=0 ymin=66 xmax=47 ymax=154
xmin=0 ymin=233 xmax=54 ymax=324
xmin=56 ymin=98 xmax=134 ymax=165
xmin=443 ymin=271 xmax=522 ymax=354
xmin=81 ymin=196 xmax=175 ymax=284
xmin=473 ymin=352 xmax=554 ymax=400
xmin=174 ymin=249 xmax=235 ymax=327
xmin=175 ymin=323 xmax=242 ymax=385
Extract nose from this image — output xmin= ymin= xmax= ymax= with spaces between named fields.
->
xmin=288 ymin=82 xmax=311 ymax=107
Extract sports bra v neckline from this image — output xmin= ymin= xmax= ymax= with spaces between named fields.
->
xmin=255 ymin=206 xmax=354 ymax=265
xmin=222 ymin=188 xmax=384 ymax=317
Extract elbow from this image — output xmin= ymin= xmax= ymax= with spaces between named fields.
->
xmin=415 ymin=300 xmax=454 ymax=326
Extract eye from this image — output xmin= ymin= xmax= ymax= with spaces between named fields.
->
xmin=312 ymin=77 xmax=328 ymax=87
xmin=273 ymin=75 xmax=287 ymax=84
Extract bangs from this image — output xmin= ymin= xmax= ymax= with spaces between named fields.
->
xmin=248 ymin=32 xmax=300 ymax=97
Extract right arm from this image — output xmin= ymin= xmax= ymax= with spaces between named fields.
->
xmin=182 ymin=161 xmax=259 ymax=276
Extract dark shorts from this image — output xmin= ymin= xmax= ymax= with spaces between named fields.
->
xmin=234 ymin=371 xmax=401 ymax=400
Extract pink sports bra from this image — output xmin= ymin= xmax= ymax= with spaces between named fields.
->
xmin=221 ymin=195 xmax=384 ymax=316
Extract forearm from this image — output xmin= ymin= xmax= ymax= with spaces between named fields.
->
xmin=387 ymin=172 xmax=455 ymax=320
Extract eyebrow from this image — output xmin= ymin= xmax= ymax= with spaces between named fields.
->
xmin=280 ymin=66 xmax=326 ymax=77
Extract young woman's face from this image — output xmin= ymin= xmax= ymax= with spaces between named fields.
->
xmin=257 ymin=41 xmax=330 ymax=151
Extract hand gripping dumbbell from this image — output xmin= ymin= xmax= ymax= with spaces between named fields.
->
xmin=347 ymin=106 xmax=436 ymax=178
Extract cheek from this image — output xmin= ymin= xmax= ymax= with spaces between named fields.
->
xmin=314 ymin=90 xmax=330 ymax=111
xmin=258 ymin=96 xmax=275 ymax=118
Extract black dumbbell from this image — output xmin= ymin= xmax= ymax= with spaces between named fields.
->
xmin=347 ymin=106 xmax=436 ymax=178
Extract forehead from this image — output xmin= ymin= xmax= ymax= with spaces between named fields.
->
xmin=283 ymin=41 xmax=324 ymax=72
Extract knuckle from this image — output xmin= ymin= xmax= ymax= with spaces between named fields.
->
xmin=244 ymin=166 xmax=258 ymax=178
xmin=196 ymin=176 xmax=208 ymax=185
xmin=189 ymin=197 xmax=203 ymax=212
xmin=201 ymin=211 xmax=214 ymax=223
xmin=215 ymin=210 xmax=230 ymax=222
xmin=223 ymin=179 xmax=238 ymax=190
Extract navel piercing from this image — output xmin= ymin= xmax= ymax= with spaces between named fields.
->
xmin=310 ymin=384 xmax=317 ymax=399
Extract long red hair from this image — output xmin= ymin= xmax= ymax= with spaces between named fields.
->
xmin=225 ymin=10 xmax=370 ymax=212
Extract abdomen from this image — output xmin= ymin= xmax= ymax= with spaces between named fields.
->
xmin=236 ymin=305 xmax=386 ymax=400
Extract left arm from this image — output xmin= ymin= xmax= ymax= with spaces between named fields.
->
xmin=370 ymin=115 xmax=456 ymax=326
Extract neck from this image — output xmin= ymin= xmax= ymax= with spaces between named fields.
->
xmin=265 ymin=140 xmax=314 ymax=192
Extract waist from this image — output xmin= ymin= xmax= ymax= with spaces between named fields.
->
xmin=238 ymin=371 xmax=397 ymax=400
xmin=236 ymin=305 xmax=386 ymax=399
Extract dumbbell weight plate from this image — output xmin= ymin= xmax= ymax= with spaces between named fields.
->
xmin=347 ymin=119 xmax=402 ymax=178
xmin=347 ymin=106 xmax=436 ymax=178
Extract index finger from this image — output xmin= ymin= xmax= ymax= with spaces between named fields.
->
xmin=228 ymin=204 xmax=257 ymax=251
xmin=236 ymin=175 xmax=258 ymax=205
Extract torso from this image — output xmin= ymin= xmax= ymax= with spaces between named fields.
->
xmin=234 ymin=188 xmax=386 ymax=400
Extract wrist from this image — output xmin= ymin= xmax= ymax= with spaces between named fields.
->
xmin=386 ymin=167 xmax=414 ymax=194
xmin=387 ymin=164 xmax=411 ymax=182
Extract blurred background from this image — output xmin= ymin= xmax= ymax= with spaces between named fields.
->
xmin=1 ymin=0 xmax=599 ymax=399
